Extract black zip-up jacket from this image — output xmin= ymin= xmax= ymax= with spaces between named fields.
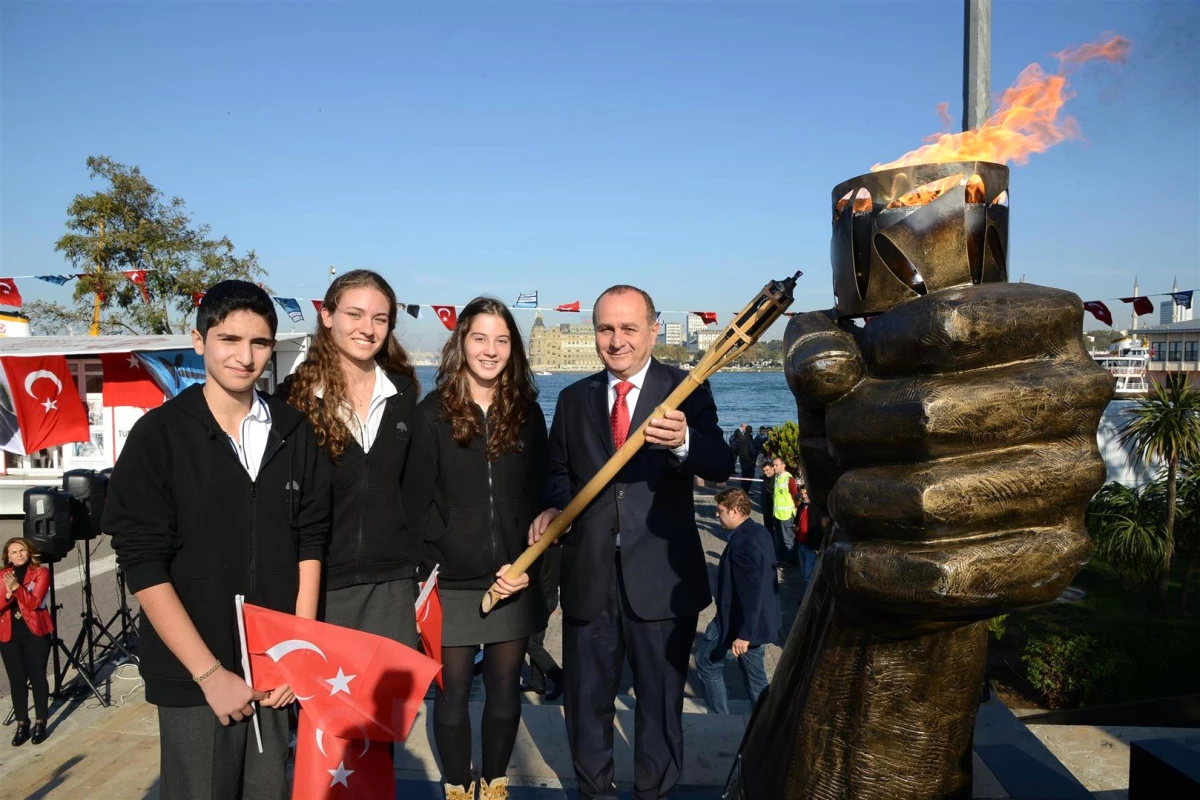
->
xmin=401 ymin=393 xmax=548 ymax=590
xmin=278 ymin=372 xmax=419 ymax=590
xmin=103 ymin=385 xmax=330 ymax=707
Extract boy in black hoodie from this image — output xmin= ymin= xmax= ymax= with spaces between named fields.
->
xmin=104 ymin=281 xmax=329 ymax=800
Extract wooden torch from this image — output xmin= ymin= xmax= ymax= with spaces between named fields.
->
xmin=481 ymin=271 xmax=802 ymax=613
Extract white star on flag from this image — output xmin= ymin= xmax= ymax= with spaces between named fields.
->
xmin=325 ymin=667 xmax=356 ymax=696
xmin=41 ymin=398 xmax=57 ymax=413
xmin=327 ymin=760 xmax=354 ymax=788
xmin=126 ymin=353 xmax=140 ymax=369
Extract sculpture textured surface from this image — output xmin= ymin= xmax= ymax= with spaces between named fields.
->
xmin=727 ymin=163 xmax=1115 ymax=799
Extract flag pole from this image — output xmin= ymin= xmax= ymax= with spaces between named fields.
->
xmin=235 ymin=595 xmax=264 ymax=754
xmin=481 ymin=271 xmax=802 ymax=613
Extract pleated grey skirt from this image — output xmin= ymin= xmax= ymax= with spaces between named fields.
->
xmin=321 ymin=578 xmax=419 ymax=650
xmin=440 ymin=584 xmax=546 ymax=647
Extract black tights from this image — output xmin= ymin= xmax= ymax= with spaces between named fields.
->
xmin=433 ymin=638 xmax=528 ymax=786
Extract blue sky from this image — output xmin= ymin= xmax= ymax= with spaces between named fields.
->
xmin=3 ymin=1 xmax=1197 ymax=350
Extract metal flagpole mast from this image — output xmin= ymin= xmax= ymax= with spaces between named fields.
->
xmin=963 ymin=0 xmax=991 ymax=131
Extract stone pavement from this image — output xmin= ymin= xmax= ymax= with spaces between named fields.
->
xmin=1 ymin=488 xmax=1191 ymax=799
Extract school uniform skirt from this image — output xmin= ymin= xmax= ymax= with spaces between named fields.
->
xmin=440 ymin=582 xmax=545 ymax=647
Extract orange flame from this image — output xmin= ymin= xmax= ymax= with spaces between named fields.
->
xmin=872 ymin=34 xmax=1131 ymax=172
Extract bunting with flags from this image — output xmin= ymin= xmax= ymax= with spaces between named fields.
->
xmin=124 ymin=270 xmax=150 ymax=302
xmin=311 ymin=300 xmax=323 ymax=314
xmin=554 ymin=300 xmax=580 ymax=312
xmin=36 ymin=275 xmax=74 ymax=286
xmin=691 ymin=311 xmax=718 ymax=326
xmin=1171 ymin=290 xmax=1193 ymax=310
xmin=274 ymin=297 xmax=305 ymax=324
xmin=1082 ymin=301 xmax=1112 ymax=327
xmin=192 ymin=292 xmax=206 ymax=308
xmin=513 ymin=292 xmax=538 ymax=308
xmin=404 ymin=305 xmax=421 ymax=320
xmin=0 ymin=280 xmax=23 ymax=309
xmin=431 ymin=306 xmax=458 ymax=331
xmin=1118 ymin=296 xmax=1155 ymax=317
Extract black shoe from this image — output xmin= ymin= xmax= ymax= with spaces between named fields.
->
xmin=544 ymin=678 xmax=564 ymax=702
xmin=11 ymin=721 xmax=30 ymax=747
xmin=30 ymin=721 xmax=47 ymax=746
xmin=519 ymin=681 xmax=546 ymax=696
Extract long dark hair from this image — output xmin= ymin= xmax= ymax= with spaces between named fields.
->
xmin=436 ymin=297 xmax=537 ymax=462
xmin=287 ymin=270 xmax=418 ymax=460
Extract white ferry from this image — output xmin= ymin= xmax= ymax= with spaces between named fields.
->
xmin=1092 ymin=336 xmax=1151 ymax=396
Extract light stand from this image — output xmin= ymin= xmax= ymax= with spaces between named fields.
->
xmin=46 ymin=560 xmax=107 ymax=706
xmin=97 ymin=565 xmax=139 ymax=662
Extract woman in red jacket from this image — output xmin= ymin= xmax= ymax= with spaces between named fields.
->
xmin=1 ymin=537 xmax=54 ymax=746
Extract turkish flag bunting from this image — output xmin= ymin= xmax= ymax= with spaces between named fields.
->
xmin=0 ymin=356 xmax=90 ymax=454
xmin=691 ymin=311 xmax=718 ymax=326
xmin=555 ymin=300 xmax=581 ymax=312
xmin=1082 ymin=301 xmax=1113 ymax=327
xmin=292 ymin=712 xmax=394 ymax=800
xmin=312 ymin=300 xmax=323 ymax=313
xmin=0 ymin=279 xmax=23 ymax=308
xmin=123 ymin=270 xmax=150 ymax=302
xmin=1119 ymin=296 xmax=1154 ymax=317
xmin=192 ymin=292 xmax=206 ymax=308
xmin=99 ymin=353 xmax=164 ymax=409
xmin=415 ymin=569 xmax=443 ymax=690
xmin=431 ymin=305 xmax=458 ymax=331
xmin=242 ymin=602 xmax=441 ymax=742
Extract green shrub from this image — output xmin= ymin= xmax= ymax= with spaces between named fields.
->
xmin=986 ymin=614 xmax=1009 ymax=641
xmin=1021 ymin=633 xmax=1099 ymax=708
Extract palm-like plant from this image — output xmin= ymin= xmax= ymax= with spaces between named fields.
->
xmin=1173 ymin=460 xmax=1200 ymax=613
xmin=1119 ymin=374 xmax=1200 ymax=609
xmin=1087 ymin=482 xmax=1167 ymax=589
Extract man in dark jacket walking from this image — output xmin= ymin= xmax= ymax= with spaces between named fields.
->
xmin=696 ymin=488 xmax=781 ymax=714
xmin=105 ymin=282 xmax=330 ymax=800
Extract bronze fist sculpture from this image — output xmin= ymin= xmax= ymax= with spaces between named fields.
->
xmin=727 ymin=163 xmax=1115 ymax=799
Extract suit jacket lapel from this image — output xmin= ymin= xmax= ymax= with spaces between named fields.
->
xmin=630 ymin=358 xmax=670 ymax=435
xmin=589 ymin=372 xmax=615 ymax=456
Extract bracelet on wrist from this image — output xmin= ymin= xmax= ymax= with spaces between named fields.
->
xmin=193 ymin=662 xmax=222 ymax=684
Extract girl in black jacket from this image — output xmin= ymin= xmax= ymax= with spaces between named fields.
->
xmin=282 ymin=270 xmax=421 ymax=648
xmin=401 ymin=296 xmax=546 ymax=800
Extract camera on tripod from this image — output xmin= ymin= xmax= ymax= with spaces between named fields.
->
xmin=20 ymin=470 xmax=136 ymax=706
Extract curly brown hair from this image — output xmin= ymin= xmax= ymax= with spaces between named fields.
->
xmin=436 ymin=297 xmax=538 ymax=462
xmin=285 ymin=270 xmax=418 ymax=460
xmin=2 ymin=537 xmax=41 ymax=568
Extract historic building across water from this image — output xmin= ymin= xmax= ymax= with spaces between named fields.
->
xmin=528 ymin=313 xmax=605 ymax=372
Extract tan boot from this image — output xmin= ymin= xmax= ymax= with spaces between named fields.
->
xmin=480 ymin=776 xmax=509 ymax=800
xmin=444 ymin=781 xmax=475 ymax=800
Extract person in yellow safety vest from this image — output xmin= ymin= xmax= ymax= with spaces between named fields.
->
xmin=771 ymin=456 xmax=800 ymax=566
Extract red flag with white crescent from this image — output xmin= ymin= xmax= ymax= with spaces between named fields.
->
xmin=431 ymin=305 xmax=458 ymax=331
xmin=691 ymin=311 xmax=718 ymax=326
xmin=292 ymin=712 xmax=394 ymax=800
xmin=0 ymin=356 xmax=90 ymax=455
xmin=99 ymin=353 xmax=164 ymax=409
xmin=192 ymin=292 xmax=206 ymax=308
xmin=312 ymin=300 xmax=323 ymax=313
xmin=1082 ymin=301 xmax=1112 ymax=327
xmin=243 ymin=602 xmax=441 ymax=742
xmin=124 ymin=270 xmax=150 ymax=302
xmin=555 ymin=300 xmax=581 ymax=312
xmin=0 ymin=279 xmax=23 ymax=308
xmin=415 ymin=569 xmax=443 ymax=690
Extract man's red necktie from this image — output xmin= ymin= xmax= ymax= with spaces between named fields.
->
xmin=610 ymin=380 xmax=634 ymax=449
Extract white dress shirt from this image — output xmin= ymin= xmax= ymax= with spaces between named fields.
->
xmin=316 ymin=365 xmax=398 ymax=452
xmin=606 ymin=359 xmax=690 ymax=459
xmin=227 ymin=393 xmax=272 ymax=482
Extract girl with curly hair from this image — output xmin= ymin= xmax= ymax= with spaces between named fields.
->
xmin=401 ymin=296 xmax=548 ymax=800
xmin=280 ymin=269 xmax=421 ymax=648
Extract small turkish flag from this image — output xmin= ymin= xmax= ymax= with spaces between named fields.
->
xmin=312 ymin=300 xmax=323 ymax=313
xmin=691 ymin=311 xmax=718 ymax=326
xmin=0 ymin=279 xmax=23 ymax=308
xmin=555 ymin=300 xmax=581 ymax=312
xmin=243 ymin=602 xmax=441 ymax=742
xmin=1082 ymin=301 xmax=1113 ymax=327
xmin=192 ymin=292 xmax=206 ymax=308
xmin=415 ymin=569 xmax=443 ymax=690
xmin=293 ymin=712 xmax=394 ymax=800
xmin=124 ymin=270 xmax=150 ymax=302
xmin=1119 ymin=296 xmax=1154 ymax=317
xmin=99 ymin=353 xmax=163 ymax=408
xmin=432 ymin=305 xmax=458 ymax=331
xmin=0 ymin=356 xmax=90 ymax=454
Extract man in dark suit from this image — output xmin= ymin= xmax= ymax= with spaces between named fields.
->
xmin=530 ymin=284 xmax=734 ymax=800
xmin=696 ymin=488 xmax=781 ymax=714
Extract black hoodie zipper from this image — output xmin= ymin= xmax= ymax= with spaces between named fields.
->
xmin=483 ymin=409 xmax=498 ymax=568
xmin=248 ymin=435 xmax=287 ymax=596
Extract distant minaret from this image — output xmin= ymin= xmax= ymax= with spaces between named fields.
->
xmin=1171 ymin=276 xmax=1180 ymax=323
xmin=1131 ymin=276 xmax=1140 ymax=331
